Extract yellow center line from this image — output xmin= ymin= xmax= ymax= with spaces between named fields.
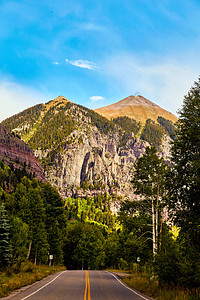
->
xmin=88 ymin=271 xmax=91 ymax=300
xmin=84 ymin=271 xmax=91 ymax=300
xmin=84 ymin=271 xmax=88 ymax=300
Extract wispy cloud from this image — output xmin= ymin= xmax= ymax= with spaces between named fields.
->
xmin=52 ymin=61 xmax=61 ymax=65
xmin=89 ymin=96 xmax=105 ymax=102
xmin=65 ymin=59 xmax=99 ymax=70
xmin=0 ymin=80 xmax=47 ymax=122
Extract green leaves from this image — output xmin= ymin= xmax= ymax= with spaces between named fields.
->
xmin=170 ymin=78 xmax=200 ymax=225
xmin=141 ymin=119 xmax=166 ymax=146
xmin=112 ymin=116 xmax=141 ymax=135
xmin=132 ymin=146 xmax=168 ymax=199
xmin=0 ymin=204 xmax=10 ymax=267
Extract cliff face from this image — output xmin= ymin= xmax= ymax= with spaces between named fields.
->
xmin=35 ymin=126 xmax=149 ymax=199
xmin=0 ymin=123 xmax=45 ymax=181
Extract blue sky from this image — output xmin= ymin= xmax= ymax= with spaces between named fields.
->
xmin=0 ymin=0 xmax=200 ymax=121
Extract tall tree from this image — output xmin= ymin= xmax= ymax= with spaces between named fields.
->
xmin=0 ymin=203 xmax=10 ymax=267
xmin=169 ymin=78 xmax=200 ymax=289
xmin=170 ymin=78 xmax=200 ymax=229
xmin=132 ymin=146 xmax=169 ymax=256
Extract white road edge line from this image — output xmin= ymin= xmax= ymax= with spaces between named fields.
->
xmin=21 ymin=271 xmax=67 ymax=300
xmin=107 ymin=271 xmax=150 ymax=300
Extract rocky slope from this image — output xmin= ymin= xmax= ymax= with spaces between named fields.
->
xmin=94 ymin=95 xmax=177 ymax=124
xmin=1 ymin=96 xmax=173 ymax=200
xmin=0 ymin=123 xmax=45 ymax=181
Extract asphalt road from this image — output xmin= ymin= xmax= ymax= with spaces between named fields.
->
xmin=5 ymin=270 xmax=152 ymax=300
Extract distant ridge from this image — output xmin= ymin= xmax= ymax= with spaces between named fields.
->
xmin=94 ymin=95 xmax=177 ymax=123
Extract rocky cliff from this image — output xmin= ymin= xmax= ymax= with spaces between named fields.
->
xmin=35 ymin=127 xmax=149 ymax=200
xmin=0 ymin=123 xmax=45 ymax=181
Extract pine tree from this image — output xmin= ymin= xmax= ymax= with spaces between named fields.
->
xmin=168 ymin=78 xmax=200 ymax=290
xmin=170 ymin=78 xmax=200 ymax=228
xmin=0 ymin=203 xmax=10 ymax=267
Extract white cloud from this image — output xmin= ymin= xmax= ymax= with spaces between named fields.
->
xmin=65 ymin=58 xmax=99 ymax=70
xmin=0 ymin=80 xmax=47 ymax=122
xmin=89 ymin=96 xmax=105 ymax=102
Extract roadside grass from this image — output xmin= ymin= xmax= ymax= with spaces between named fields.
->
xmin=0 ymin=262 xmax=65 ymax=298
xmin=122 ymin=271 xmax=200 ymax=300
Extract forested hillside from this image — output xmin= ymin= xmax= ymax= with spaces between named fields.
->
xmin=2 ymin=96 xmax=117 ymax=150
xmin=1 ymin=96 xmax=176 ymax=200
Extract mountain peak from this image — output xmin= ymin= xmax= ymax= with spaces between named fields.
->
xmin=108 ymin=95 xmax=160 ymax=110
xmin=45 ymin=96 xmax=72 ymax=110
xmin=94 ymin=95 xmax=177 ymax=124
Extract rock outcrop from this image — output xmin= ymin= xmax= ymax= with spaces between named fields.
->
xmin=36 ymin=126 xmax=149 ymax=200
xmin=0 ymin=123 xmax=45 ymax=181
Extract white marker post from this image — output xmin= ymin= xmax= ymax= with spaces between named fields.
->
xmin=49 ymin=254 xmax=53 ymax=266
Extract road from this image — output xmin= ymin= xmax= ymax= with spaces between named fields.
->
xmin=5 ymin=270 xmax=152 ymax=300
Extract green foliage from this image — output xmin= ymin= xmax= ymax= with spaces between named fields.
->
xmin=154 ymin=229 xmax=181 ymax=285
xmin=1 ymin=104 xmax=44 ymax=135
xmin=157 ymin=116 xmax=176 ymax=140
xmin=9 ymin=216 xmax=29 ymax=264
xmin=104 ymin=234 xmax=119 ymax=268
xmin=64 ymin=222 xmax=105 ymax=270
xmin=73 ymin=224 xmax=105 ymax=269
xmin=0 ymin=204 xmax=10 ymax=267
xmin=0 ymin=159 xmax=66 ymax=266
xmin=132 ymin=146 xmax=169 ymax=199
xmin=65 ymin=194 xmax=116 ymax=229
xmin=118 ymin=200 xmax=153 ymax=266
xmin=112 ymin=116 xmax=141 ymax=135
xmin=78 ymin=105 xmax=117 ymax=135
xmin=132 ymin=146 xmax=169 ymax=256
xmin=165 ymin=78 xmax=200 ymax=292
xmin=141 ymin=119 xmax=166 ymax=146
xmin=170 ymin=78 xmax=200 ymax=227
xmin=2 ymin=100 xmax=118 ymax=154
xmin=41 ymin=182 xmax=67 ymax=265
xmin=28 ymin=108 xmax=76 ymax=150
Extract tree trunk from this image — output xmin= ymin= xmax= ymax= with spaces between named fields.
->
xmin=155 ymin=180 xmax=160 ymax=252
xmin=27 ymin=240 xmax=32 ymax=260
xmin=152 ymin=197 xmax=156 ymax=257
xmin=159 ymin=214 xmax=163 ymax=251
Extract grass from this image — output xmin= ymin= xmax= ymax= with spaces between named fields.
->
xmin=122 ymin=271 xmax=200 ymax=300
xmin=0 ymin=261 xmax=65 ymax=298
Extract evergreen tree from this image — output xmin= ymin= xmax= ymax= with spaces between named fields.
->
xmin=27 ymin=187 xmax=49 ymax=264
xmin=170 ymin=78 xmax=200 ymax=228
xmin=169 ymin=78 xmax=200 ymax=289
xmin=0 ymin=203 xmax=10 ymax=267
xmin=141 ymin=119 xmax=166 ymax=146
xmin=9 ymin=216 xmax=29 ymax=264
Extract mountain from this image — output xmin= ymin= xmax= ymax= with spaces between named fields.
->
xmin=1 ymin=96 xmax=173 ymax=200
xmin=94 ymin=95 xmax=177 ymax=124
xmin=0 ymin=123 xmax=45 ymax=181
